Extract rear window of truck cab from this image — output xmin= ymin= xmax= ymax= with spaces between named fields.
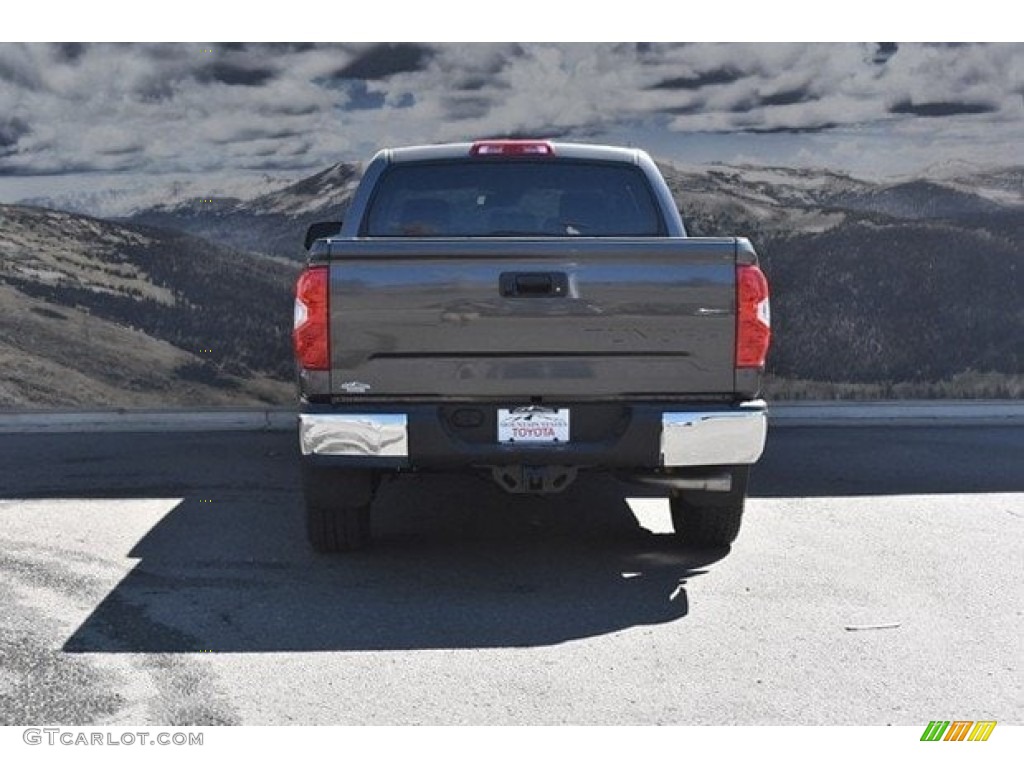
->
xmin=362 ymin=160 xmax=664 ymax=237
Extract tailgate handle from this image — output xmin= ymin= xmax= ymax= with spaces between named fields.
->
xmin=500 ymin=272 xmax=568 ymax=297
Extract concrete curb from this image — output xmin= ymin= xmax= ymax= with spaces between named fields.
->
xmin=768 ymin=400 xmax=1024 ymax=427
xmin=0 ymin=408 xmax=295 ymax=434
xmin=0 ymin=401 xmax=1021 ymax=434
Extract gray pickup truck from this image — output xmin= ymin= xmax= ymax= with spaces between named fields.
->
xmin=293 ymin=140 xmax=771 ymax=552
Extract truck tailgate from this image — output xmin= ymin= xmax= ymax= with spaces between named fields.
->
xmin=326 ymin=238 xmax=738 ymax=398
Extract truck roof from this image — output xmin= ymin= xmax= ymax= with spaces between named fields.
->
xmin=381 ymin=141 xmax=649 ymax=166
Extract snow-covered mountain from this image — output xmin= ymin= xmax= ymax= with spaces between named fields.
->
xmin=21 ymin=158 xmax=1021 ymax=259
xmin=120 ymin=162 xmax=362 ymax=259
xmin=944 ymin=166 xmax=1024 ymax=207
xmin=659 ymin=161 xmax=1022 ymax=236
xmin=17 ymin=173 xmax=296 ymax=219
xmin=240 ymin=162 xmax=363 ymax=217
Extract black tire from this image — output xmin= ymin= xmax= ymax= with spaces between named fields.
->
xmin=669 ymin=466 xmax=749 ymax=548
xmin=301 ymin=464 xmax=377 ymax=552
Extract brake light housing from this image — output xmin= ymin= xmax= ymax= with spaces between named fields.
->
xmin=736 ymin=263 xmax=771 ymax=369
xmin=293 ymin=266 xmax=329 ymax=370
xmin=470 ymin=140 xmax=554 ymax=157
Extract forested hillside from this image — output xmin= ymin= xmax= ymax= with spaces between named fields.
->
xmin=0 ymin=205 xmax=296 ymax=407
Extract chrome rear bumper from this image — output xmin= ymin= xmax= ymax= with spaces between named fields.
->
xmin=298 ymin=413 xmax=408 ymax=457
xmin=660 ymin=400 xmax=767 ymax=466
xmin=298 ymin=400 xmax=767 ymax=468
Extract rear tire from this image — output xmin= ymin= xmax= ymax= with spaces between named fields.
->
xmin=302 ymin=464 xmax=377 ymax=552
xmin=669 ymin=466 xmax=749 ymax=548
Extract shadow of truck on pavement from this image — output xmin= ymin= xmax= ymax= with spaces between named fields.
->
xmin=53 ymin=431 xmax=724 ymax=653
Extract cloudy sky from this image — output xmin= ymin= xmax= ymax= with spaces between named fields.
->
xmin=1 ymin=42 xmax=1021 ymax=204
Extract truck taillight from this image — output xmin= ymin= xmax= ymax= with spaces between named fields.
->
xmin=470 ymin=140 xmax=554 ymax=157
xmin=293 ymin=266 xmax=329 ymax=371
xmin=736 ymin=264 xmax=771 ymax=369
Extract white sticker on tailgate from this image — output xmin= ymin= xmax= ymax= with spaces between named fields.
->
xmin=498 ymin=407 xmax=570 ymax=444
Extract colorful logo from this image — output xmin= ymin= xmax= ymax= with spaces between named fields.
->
xmin=920 ymin=721 xmax=997 ymax=742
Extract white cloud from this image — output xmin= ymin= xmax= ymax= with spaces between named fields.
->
xmin=0 ymin=42 xmax=1020 ymax=200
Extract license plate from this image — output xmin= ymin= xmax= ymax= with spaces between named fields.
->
xmin=497 ymin=407 xmax=570 ymax=444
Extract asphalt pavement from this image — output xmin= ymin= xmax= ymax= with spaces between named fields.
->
xmin=0 ymin=423 xmax=1021 ymax=725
